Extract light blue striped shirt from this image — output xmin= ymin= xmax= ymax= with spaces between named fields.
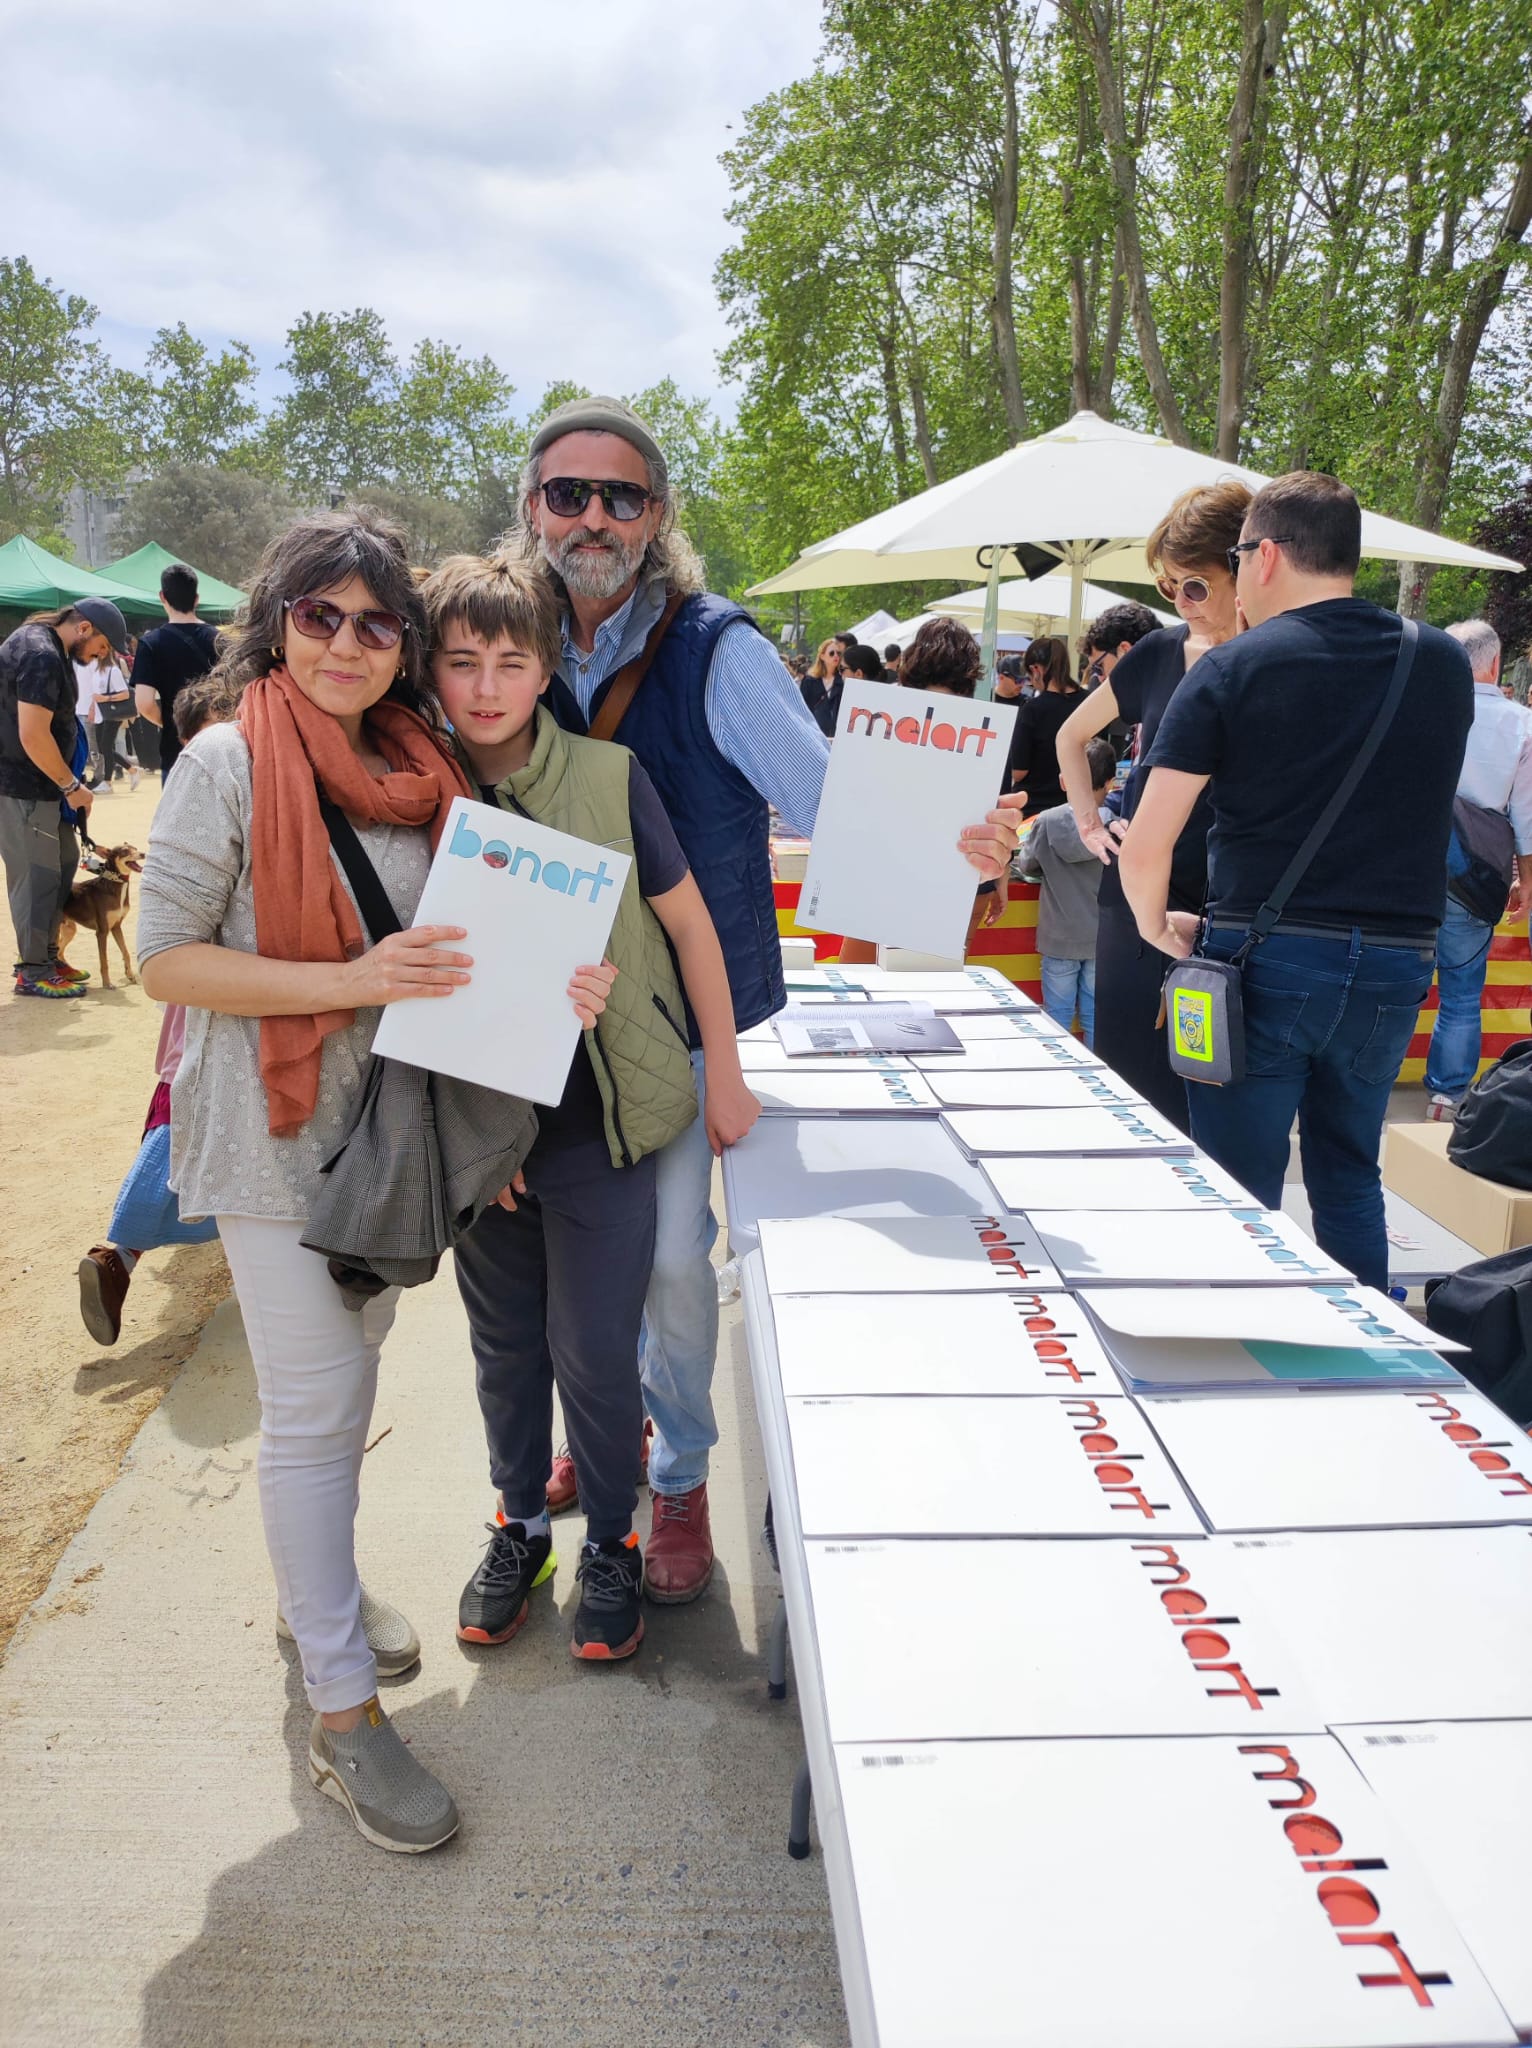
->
xmin=1459 ymin=681 xmax=1532 ymax=854
xmin=558 ymin=585 xmax=829 ymax=839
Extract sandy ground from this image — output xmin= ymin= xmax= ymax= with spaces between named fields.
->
xmin=0 ymin=768 xmax=229 ymax=1653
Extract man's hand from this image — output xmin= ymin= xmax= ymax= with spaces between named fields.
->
xmin=704 ymin=1071 xmax=761 ymax=1156
xmin=959 ymin=789 xmax=1027 ymax=880
xmin=67 ymin=783 xmax=94 ymax=817
xmin=1507 ymin=880 xmax=1525 ymax=924
xmin=495 ymin=1171 xmax=528 ymax=1212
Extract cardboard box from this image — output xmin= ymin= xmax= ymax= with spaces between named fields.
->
xmin=1383 ymin=1118 xmax=1532 ymax=1254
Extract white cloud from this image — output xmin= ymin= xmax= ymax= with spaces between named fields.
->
xmin=2 ymin=0 xmax=823 ymax=412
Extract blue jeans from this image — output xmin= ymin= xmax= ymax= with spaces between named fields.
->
xmin=1040 ymin=956 xmax=1097 ymax=1045
xmin=1189 ymin=928 xmax=1435 ymax=1292
xmin=1423 ymin=895 xmax=1494 ymax=1100
xmin=639 ymin=1049 xmax=719 ymax=1495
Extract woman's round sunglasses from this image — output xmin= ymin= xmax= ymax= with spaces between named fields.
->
xmin=1155 ymin=571 xmax=1215 ymax=605
xmin=284 ymin=595 xmax=408 ymax=652
xmin=539 ymin=477 xmax=656 ymax=522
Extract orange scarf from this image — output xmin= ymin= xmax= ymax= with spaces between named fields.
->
xmin=238 ymin=667 xmax=474 ymax=1137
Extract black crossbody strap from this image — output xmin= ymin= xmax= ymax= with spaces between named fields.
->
xmin=318 ymin=796 xmax=403 ymax=942
xmin=1240 ymin=616 xmax=1419 ymax=957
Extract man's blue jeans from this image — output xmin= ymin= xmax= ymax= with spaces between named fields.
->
xmin=1189 ymin=929 xmax=1435 ymax=1292
xmin=1040 ymin=956 xmax=1097 ymax=1045
xmin=1423 ymin=895 xmax=1494 ymax=1100
xmin=639 ymin=1050 xmax=719 ymax=1495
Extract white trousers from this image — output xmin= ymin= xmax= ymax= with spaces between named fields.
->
xmin=218 ymin=1215 xmax=398 ymax=1713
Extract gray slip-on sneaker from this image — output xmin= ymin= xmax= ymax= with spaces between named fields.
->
xmin=308 ymin=1702 xmax=459 ymax=1853
xmin=277 ymin=1584 xmax=422 ymax=1677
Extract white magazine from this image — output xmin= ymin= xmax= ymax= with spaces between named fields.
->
xmin=806 ymin=1537 xmax=1321 ymax=1741
xmin=942 ymin=1104 xmax=1195 ymax=1157
xmin=1080 ymin=1282 xmax=1464 ymax=1350
xmin=799 ymin=678 xmax=1017 ymax=957
xmin=748 ymin=1065 xmax=940 ymax=1116
xmin=1138 ymin=1386 xmax=1532 ymax=1530
xmin=1339 ymin=1718 xmax=1532 ymax=2034
xmin=834 ymin=1734 xmax=1513 ymax=2048
xmin=768 ymin=1289 xmax=1116 ymax=1396
xmin=1032 ymin=1206 xmax=1353 ymax=1286
xmin=982 ymin=1152 xmax=1250 ymax=1212
xmin=371 ymin=796 xmax=628 ymax=1105
xmin=922 ymin=1066 xmax=1146 ymax=1111
xmin=1228 ymin=1527 xmax=1532 ymax=1724
xmin=786 ymin=1393 xmax=1203 ymax=1536
xmin=758 ymin=1213 xmax=1061 ymax=1295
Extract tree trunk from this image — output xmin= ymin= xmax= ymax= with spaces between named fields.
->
xmin=1398 ymin=125 xmax=1532 ymax=616
xmin=877 ymin=323 xmax=911 ymax=490
xmin=988 ymin=5 xmax=1028 ymax=441
xmin=908 ymin=357 xmax=938 ymax=487
xmin=1062 ymin=0 xmax=1191 ymax=445
xmin=1216 ymin=0 xmax=1289 ymax=460
xmin=1092 ymin=234 xmax=1126 ymax=414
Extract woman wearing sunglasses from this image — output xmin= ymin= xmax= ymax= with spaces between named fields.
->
xmin=799 ymin=636 xmax=843 ymax=721
xmin=1055 ymin=480 xmax=1251 ymax=1128
xmin=135 ymin=510 xmax=613 ymax=1854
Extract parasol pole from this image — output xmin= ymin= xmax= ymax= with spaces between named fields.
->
xmin=976 ymin=546 xmax=1004 ymax=700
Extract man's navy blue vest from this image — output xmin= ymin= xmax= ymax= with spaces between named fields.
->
xmin=549 ymin=592 xmax=787 ymax=1041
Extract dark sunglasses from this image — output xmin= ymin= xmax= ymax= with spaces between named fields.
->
xmin=539 ymin=477 xmax=656 ymax=522
xmin=1227 ymin=536 xmax=1293 ymax=575
xmin=1155 ymin=572 xmax=1214 ymax=605
xmin=284 ymin=595 xmax=407 ymax=652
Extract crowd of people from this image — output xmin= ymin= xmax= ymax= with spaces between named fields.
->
xmin=2 ymin=391 xmax=1525 ymax=1859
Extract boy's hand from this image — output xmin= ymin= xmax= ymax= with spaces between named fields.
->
xmin=959 ymin=789 xmax=1027 ymax=880
xmin=977 ymin=880 xmax=1009 ymax=929
xmin=704 ymin=1071 xmax=761 ymax=1156
xmin=494 ymin=1170 xmax=528 ymax=1212
xmin=569 ymin=960 xmax=617 ymax=1028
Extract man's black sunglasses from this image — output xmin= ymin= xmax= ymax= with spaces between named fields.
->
xmin=1227 ymin=536 xmax=1293 ymax=575
xmin=540 ymin=477 xmax=656 ymax=522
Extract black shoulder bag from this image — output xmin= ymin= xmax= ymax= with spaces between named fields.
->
xmin=318 ymin=796 xmax=403 ymax=942
xmin=1165 ymin=617 xmax=1419 ymax=1087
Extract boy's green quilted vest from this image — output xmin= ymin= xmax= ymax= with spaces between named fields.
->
xmin=492 ymin=706 xmax=698 ymax=1168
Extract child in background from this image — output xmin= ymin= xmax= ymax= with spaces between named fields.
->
xmin=77 ymin=672 xmax=239 ymax=1342
xmin=424 ymin=554 xmax=759 ymax=1665
xmin=1019 ymin=737 xmax=1118 ymax=1044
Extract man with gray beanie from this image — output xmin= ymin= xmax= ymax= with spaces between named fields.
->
xmin=1 ymin=596 xmax=127 ymax=999
xmin=505 ymin=395 xmax=1026 ymax=1600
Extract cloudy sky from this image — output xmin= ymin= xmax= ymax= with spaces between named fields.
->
xmin=3 ymin=0 xmax=824 ymax=414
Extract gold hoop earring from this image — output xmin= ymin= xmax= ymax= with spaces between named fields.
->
xmin=270 ymin=646 xmax=282 ymax=661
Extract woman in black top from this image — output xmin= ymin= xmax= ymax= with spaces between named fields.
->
xmin=1054 ymin=482 xmax=1250 ymax=1129
xmin=1007 ymin=634 xmax=1081 ymax=815
xmin=800 ymin=637 xmax=842 ymax=720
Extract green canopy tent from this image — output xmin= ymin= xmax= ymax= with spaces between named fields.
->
xmin=0 ymin=533 xmax=167 ymax=620
xmin=100 ymin=541 xmax=246 ymax=622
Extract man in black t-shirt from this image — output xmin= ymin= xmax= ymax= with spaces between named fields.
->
xmin=0 ymin=597 xmax=127 ymax=997
xmin=132 ymin=562 xmax=220 ymax=777
xmin=1120 ymin=471 xmax=1472 ymax=1290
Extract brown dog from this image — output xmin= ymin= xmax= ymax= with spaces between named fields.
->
xmin=59 ymin=844 xmax=143 ymax=989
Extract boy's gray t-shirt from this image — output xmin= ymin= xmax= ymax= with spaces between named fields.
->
xmin=1020 ymin=805 xmax=1107 ymax=960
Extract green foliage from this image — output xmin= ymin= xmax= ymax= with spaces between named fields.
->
xmin=0 ymin=255 xmax=134 ymax=540
xmin=138 ymin=323 xmax=261 ymax=466
xmin=108 ymin=464 xmax=298 ymax=586
xmin=268 ymin=308 xmax=400 ymax=495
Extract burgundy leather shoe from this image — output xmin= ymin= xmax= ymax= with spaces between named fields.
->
xmin=544 ymin=1420 xmax=652 ymax=1517
xmin=644 ymin=1481 xmax=714 ymax=1604
xmin=79 ymin=1245 xmax=132 ymax=1345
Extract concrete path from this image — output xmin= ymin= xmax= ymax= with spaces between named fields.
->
xmin=1 ymin=1238 xmax=850 ymax=2047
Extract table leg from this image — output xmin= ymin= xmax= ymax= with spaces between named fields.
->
xmin=788 ymin=1753 xmax=813 ymax=1860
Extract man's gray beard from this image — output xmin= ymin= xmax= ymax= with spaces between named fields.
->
xmin=541 ymin=526 xmax=647 ymax=600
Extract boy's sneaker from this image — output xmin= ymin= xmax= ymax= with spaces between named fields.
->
xmin=14 ymin=967 xmax=85 ymax=999
xmin=571 ymin=1534 xmax=645 ymax=1662
xmin=457 ymin=1521 xmax=555 ymax=1645
xmin=1425 ymin=1092 xmax=1462 ymax=1122
xmin=308 ymin=1701 xmax=458 ymax=1853
xmin=277 ymin=1584 xmax=422 ymax=1678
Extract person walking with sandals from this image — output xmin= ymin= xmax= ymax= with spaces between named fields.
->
xmin=136 ymin=510 xmax=615 ymax=1852
xmin=1119 ymin=472 xmax=1473 ymax=1291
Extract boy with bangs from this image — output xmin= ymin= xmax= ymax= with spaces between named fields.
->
xmin=424 ymin=554 xmax=760 ymax=1664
